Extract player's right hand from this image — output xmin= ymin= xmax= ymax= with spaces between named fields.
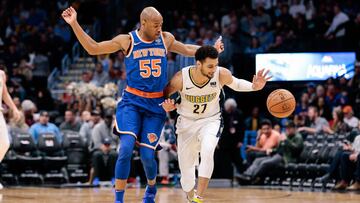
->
xmin=161 ymin=99 xmax=176 ymax=112
xmin=12 ymin=108 xmax=21 ymax=123
xmin=62 ymin=7 xmax=77 ymax=25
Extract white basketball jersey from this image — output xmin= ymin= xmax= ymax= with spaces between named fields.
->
xmin=177 ymin=66 xmax=222 ymax=120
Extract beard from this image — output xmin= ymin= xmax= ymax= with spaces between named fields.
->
xmin=200 ymin=69 xmax=214 ymax=79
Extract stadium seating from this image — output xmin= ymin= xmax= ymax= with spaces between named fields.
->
xmin=62 ymin=130 xmax=89 ymax=183
xmin=38 ymin=133 xmax=68 ymax=184
xmin=10 ymin=133 xmax=43 ymax=185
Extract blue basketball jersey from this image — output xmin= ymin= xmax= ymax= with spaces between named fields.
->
xmin=125 ymin=30 xmax=168 ymax=92
xmin=120 ymin=30 xmax=168 ymax=114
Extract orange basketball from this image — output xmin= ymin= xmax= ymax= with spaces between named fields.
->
xmin=266 ymin=89 xmax=296 ymax=118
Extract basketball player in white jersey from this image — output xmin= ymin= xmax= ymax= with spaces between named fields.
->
xmin=161 ymin=46 xmax=271 ymax=203
xmin=0 ymin=69 xmax=21 ymax=189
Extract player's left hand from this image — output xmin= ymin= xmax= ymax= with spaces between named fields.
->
xmin=252 ymin=68 xmax=272 ymax=91
xmin=161 ymin=99 xmax=176 ymax=112
xmin=214 ymin=36 xmax=224 ymax=54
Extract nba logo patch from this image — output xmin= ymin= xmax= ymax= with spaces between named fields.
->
xmin=210 ymin=82 xmax=216 ymax=87
xmin=147 ymin=133 xmax=158 ymax=143
xmin=155 ymin=39 xmax=161 ymax=44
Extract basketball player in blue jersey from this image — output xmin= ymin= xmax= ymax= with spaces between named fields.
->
xmin=62 ymin=6 xmax=224 ymax=203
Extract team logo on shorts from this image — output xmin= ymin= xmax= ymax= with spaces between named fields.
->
xmin=147 ymin=133 xmax=158 ymax=143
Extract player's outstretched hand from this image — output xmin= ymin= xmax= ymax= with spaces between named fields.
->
xmin=62 ymin=7 xmax=77 ymax=25
xmin=214 ymin=36 xmax=224 ymax=54
xmin=161 ymin=99 xmax=176 ymax=112
xmin=252 ymin=68 xmax=272 ymax=91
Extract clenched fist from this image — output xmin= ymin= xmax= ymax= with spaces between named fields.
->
xmin=61 ymin=7 xmax=77 ymax=25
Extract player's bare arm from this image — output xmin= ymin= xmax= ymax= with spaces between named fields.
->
xmin=162 ymin=71 xmax=183 ymax=112
xmin=62 ymin=7 xmax=131 ymax=55
xmin=1 ymin=71 xmax=21 ymax=122
xmin=219 ymin=67 xmax=272 ymax=91
xmin=163 ymin=32 xmax=224 ymax=56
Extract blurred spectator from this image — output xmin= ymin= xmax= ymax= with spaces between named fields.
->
xmin=111 ymin=51 xmax=125 ymax=73
xmin=334 ymin=135 xmax=360 ymax=190
xmin=246 ymin=119 xmax=280 ymax=165
xmin=345 ymin=154 xmax=360 ymax=190
xmin=91 ymin=137 xmax=118 ymax=184
xmin=317 ymin=96 xmax=332 ymax=120
xmin=252 ymin=0 xmax=272 ymax=10
xmin=91 ymin=62 xmax=110 ymax=87
xmin=257 ymin=25 xmax=274 ymax=50
xmin=80 ymin=71 xmax=93 ymax=84
xmin=306 ymin=82 xmax=317 ymax=104
xmin=325 ymin=84 xmax=340 ymax=111
xmin=298 ymin=106 xmax=329 ymax=135
xmin=267 ymin=35 xmax=286 ymax=52
xmin=289 ymin=0 xmax=306 ymax=18
xmin=158 ymin=118 xmax=177 ymax=184
xmin=254 ymin=6 xmax=272 ymax=28
xmin=21 ymin=99 xmax=36 ymax=126
xmin=324 ymin=107 xmax=352 ymax=134
xmin=32 ymin=50 xmax=50 ymax=89
xmin=59 ymin=110 xmax=81 ymax=132
xmin=294 ymin=92 xmax=309 ymax=126
xmin=343 ymin=105 xmax=359 ymax=128
xmin=90 ymin=109 xmax=117 ymax=152
xmin=277 ymin=4 xmax=293 ymax=29
xmin=244 ymin=37 xmax=265 ymax=57
xmin=238 ymin=121 xmax=303 ymax=182
xmin=29 ymin=110 xmax=62 ymax=143
xmin=97 ymin=54 xmax=113 ymax=73
xmin=54 ymin=20 xmax=71 ymax=43
xmin=325 ymin=4 xmax=349 ymax=39
xmin=217 ymin=98 xmax=245 ymax=175
xmin=245 ymin=106 xmax=263 ymax=131
xmin=79 ymin=110 xmax=93 ymax=147
xmin=57 ymin=0 xmax=69 ymax=11
xmin=166 ymin=53 xmax=177 ymax=83
xmin=240 ymin=12 xmax=257 ymax=36
xmin=34 ymin=89 xmax=54 ymax=111
xmin=349 ymin=63 xmax=360 ymax=118
xmin=202 ymin=30 xmax=216 ymax=46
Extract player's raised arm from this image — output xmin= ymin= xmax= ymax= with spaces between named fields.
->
xmin=220 ymin=67 xmax=271 ymax=91
xmin=163 ymin=32 xmax=224 ymax=57
xmin=62 ymin=7 xmax=130 ymax=55
xmin=161 ymin=71 xmax=183 ymax=112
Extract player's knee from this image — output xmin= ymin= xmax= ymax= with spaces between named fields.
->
xmin=201 ymin=145 xmax=216 ymax=157
xmin=201 ymin=151 xmax=215 ymax=163
xmin=118 ymin=144 xmax=133 ymax=161
xmin=140 ymin=151 xmax=155 ymax=166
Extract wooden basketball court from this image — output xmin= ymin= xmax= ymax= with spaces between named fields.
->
xmin=1 ymin=187 xmax=360 ymax=203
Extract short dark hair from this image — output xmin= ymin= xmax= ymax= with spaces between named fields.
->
xmin=285 ymin=121 xmax=295 ymax=128
xmin=195 ymin=45 xmax=218 ymax=63
xmin=308 ymin=105 xmax=319 ymax=114
xmin=39 ymin=110 xmax=49 ymax=117
xmin=260 ymin=119 xmax=272 ymax=128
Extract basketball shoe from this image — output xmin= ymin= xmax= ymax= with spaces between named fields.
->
xmin=142 ymin=185 xmax=157 ymax=203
